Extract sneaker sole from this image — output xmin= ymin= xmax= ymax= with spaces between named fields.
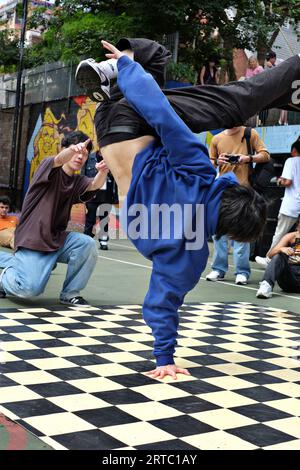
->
xmin=256 ymin=293 xmax=272 ymax=299
xmin=59 ymin=300 xmax=90 ymax=307
xmin=75 ymin=63 xmax=110 ymax=102
xmin=236 ymin=282 xmax=248 ymax=285
xmin=206 ymin=277 xmax=225 ymax=282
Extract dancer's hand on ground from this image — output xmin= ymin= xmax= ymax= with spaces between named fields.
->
xmin=145 ymin=364 xmax=190 ymax=380
xmin=101 ymin=40 xmax=125 ymax=60
xmin=95 ymin=160 xmax=109 ymax=175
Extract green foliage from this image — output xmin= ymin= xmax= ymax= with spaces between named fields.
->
xmin=167 ymin=61 xmax=196 ymax=83
xmin=0 ymin=30 xmax=19 ymax=70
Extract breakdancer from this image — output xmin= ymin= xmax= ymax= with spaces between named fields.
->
xmin=76 ymin=39 xmax=299 ymax=378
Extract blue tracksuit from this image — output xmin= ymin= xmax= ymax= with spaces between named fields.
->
xmin=118 ymin=56 xmax=238 ymax=366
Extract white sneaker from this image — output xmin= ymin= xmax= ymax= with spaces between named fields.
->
xmin=235 ymin=274 xmax=248 ymax=285
xmin=206 ymin=270 xmax=224 ymax=282
xmin=256 ymin=280 xmax=273 ymax=299
xmin=75 ymin=59 xmax=111 ymax=102
xmin=255 ymin=256 xmax=270 ymax=268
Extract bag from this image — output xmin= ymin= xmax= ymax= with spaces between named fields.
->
xmin=242 ymin=127 xmax=275 ymax=193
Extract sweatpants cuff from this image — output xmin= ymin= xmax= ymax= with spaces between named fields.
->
xmin=156 ymin=354 xmax=175 ymax=366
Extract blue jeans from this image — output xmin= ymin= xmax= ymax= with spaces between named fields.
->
xmin=211 ymin=235 xmax=251 ymax=279
xmin=0 ymin=232 xmax=97 ymax=300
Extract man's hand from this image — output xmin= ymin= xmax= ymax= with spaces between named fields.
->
xmin=101 ymin=40 xmax=126 ymax=60
xmin=145 ymin=364 xmax=190 ymax=380
xmin=95 ymin=160 xmax=109 ymax=175
xmin=217 ymin=153 xmax=230 ymax=165
xmin=280 ymin=247 xmax=294 ymax=256
xmin=238 ymin=154 xmax=251 ymax=164
xmin=54 ymin=139 xmax=90 ymax=167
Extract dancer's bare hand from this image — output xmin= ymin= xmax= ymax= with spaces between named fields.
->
xmin=145 ymin=364 xmax=190 ymax=380
xmin=95 ymin=160 xmax=109 ymax=174
xmin=101 ymin=40 xmax=125 ymax=60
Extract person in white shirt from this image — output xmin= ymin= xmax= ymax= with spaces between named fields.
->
xmin=256 ymin=139 xmax=300 ymax=267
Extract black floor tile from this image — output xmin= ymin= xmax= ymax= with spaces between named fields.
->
xmin=28 ymin=381 xmax=82 ymax=397
xmin=240 ymin=373 xmax=285 ymax=385
xmin=93 ymin=389 xmax=150 ymax=405
xmin=53 ymin=429 xmax=124 ymax=450
xmin=81 ymin=344 xmax=122 ymax=354
xmin=150 ymin=415 xmax=216 ymax=437
xmin=75 ymin=406 xmax=138 ymax=427
xmin=0 ymin=361 xmax=38 ymax=373
xmin=0 ymin=375 xmax=18 ymax=387
xmin=136 ymin=439 xmax=199 ymax=450
xmin=48 ymin=367 xmax=99 ymax=381
xmin=172 ymin=380 xmax=222 ymax=395
xmin=235 ymin=386 xmax=289 ymax=402
xmin=161 ymin=396 xmax=220 ymax=414
xmin=12 ymin=349 xmax=56 ymax=360
xmin=231 ymin=403 xmax=292 ymax=422
xmin=110 ymin=373 xmax=155 ymax=388
xmin=66 ymin=355 xmax=110 ymax=366
xmin=242 ymin=361 xmax=282 ymax=372
xmin=228 ymin=423 xmax=295 ymax=447
xmin=186 ymin=366 xmax=224 ymax=379
xmin=3 ymin=399 xmax=64 ymax=418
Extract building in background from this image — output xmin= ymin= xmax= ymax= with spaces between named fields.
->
xmin=0 ymin=0 xmax=53 ymax=45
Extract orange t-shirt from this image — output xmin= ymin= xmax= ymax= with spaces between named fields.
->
xmin=0 ymin=216 xmax=18 ymax=231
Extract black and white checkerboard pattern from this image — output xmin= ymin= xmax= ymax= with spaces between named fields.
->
xmin=1 ymin=302 xmax=300 ymax=450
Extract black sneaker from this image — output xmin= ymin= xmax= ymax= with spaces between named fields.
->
xmin=60 ymin=296 xmax=91 ymax=307
xmin=75 ymin=59 xmax=110 ymax=102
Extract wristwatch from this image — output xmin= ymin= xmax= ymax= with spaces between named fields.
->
xmin=248 ymin=155 xmax=254 ymax=164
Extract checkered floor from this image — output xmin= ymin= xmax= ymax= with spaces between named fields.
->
xmin=1 ymin=302 xmax=300 ymax=450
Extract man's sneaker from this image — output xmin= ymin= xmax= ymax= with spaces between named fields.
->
xmin=256 ymin=280 xmax=273 ymax=299
xmin=206 ymin=270 xmax=224 ymax=282
xmin=60 ymin=296 xmax=91 ymax=307
xmin=75 ymin=59 xmax=110 ymax=102
xmin=99 ymin=240 xmax=108 ymax=251
xmin=235 ymin=274 xmax=248 ymax=285
xmin=255 ymin=256 xmax=270 ymax=269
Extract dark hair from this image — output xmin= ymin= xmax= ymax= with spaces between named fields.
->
xmin=266 ymin=50 xmax=276 ymax=60
xmin=291 ymin=140 xmax=300 ymax=154
xmin=0 ymin=195 xmax=12 ymax=209
xmin=61 ymin=131 xmax=93 ymax=152
xmin=216 ymin=185 xmax=267 ymax=242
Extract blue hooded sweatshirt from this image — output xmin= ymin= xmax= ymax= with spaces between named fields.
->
xmin=118 ymin=56 xmax=238 ymax=366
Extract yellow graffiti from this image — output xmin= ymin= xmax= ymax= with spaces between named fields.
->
xmin=30 ymin=108 xmax=61 ymax=180
xmin=30 ymin=98 xmax=99 ymax=180
xmin=77 ymin=97 xmax=97 ymax=147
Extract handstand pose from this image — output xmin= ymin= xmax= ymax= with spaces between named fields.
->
xmin=76 ymin=39 xmax=300 ymax=378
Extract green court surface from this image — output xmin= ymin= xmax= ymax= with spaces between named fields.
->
xmin=0 ymin=239 xmax=299 ymax=450
xmin=1 ymin=239 xmax=298 ymax=313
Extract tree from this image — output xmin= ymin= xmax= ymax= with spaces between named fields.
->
xmin=0 ymin=30 xmax=19 ymax=73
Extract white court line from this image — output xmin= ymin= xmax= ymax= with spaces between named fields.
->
xmin=108 ymin=241 xmax=269 ymax=275
xmin=98 ymin=254 xmax=300 ymax=303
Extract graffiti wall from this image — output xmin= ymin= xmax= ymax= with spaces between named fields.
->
xmin=24 ymin=96 xmax=98 ymax=193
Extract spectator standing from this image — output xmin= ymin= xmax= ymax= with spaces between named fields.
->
xmin=256 ymin=139 xmax=300 ymax=268
xmin=245 ymin=56 xmax=264 ymax=78
xmin=198 ymin=57 xmax=219 ymax=85
xmin=82 ymin=150 xmax=118 ymax=250
xmin=207 ymin=126 xmax=270 ymax=284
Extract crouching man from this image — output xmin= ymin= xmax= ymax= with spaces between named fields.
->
xmin=0 ymin=131 xmax=109 ymax=305
xmin=256 ymin=215 xmax=300 ymax=298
